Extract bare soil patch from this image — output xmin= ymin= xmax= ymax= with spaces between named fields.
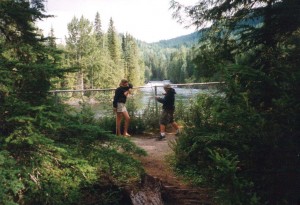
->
xmin=130 ymin=133 xmax=214 ymax=205
xmin=129 ymin=130 xmax=214 ymax=205
xmin=130 ymin=130 xmax=189 ymax=188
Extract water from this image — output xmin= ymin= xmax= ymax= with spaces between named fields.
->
xmin=84 ymin=85 xmax=217 ymax=119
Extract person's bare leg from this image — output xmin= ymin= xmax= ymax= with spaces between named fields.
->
xmin=159 ymin=124 xmax=166 ymax=139
xmin=171 ymin=122 xmax=179 ymax=130
xmin=171 ymin=121 xmax=180 ymax=134
xmin=123 ymin=111 xmax=130 ymax=136
xmin=116 ymin=112 xmax=123 ymax=135
xmin=160 ymin=124 xmax=166 ymax=133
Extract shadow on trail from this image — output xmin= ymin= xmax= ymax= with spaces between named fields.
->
xmin=127 ymin=133 xmax=214 ymax=205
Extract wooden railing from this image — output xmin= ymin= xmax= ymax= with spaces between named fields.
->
xmin=49 ymin=82 xmax=224 ymax=105
xmin=49 ymin=82 xmax=224 ymax=94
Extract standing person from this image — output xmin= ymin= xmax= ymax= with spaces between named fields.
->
xmin=113 ymin=79 xmax=133 ymax=136
xmin=155 ymin=84 xmax=179 ymax=140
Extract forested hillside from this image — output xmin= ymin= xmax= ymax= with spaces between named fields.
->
xmin=136 ymin=31 xmax=202 ymax=83
xmin=49 ymin=14 xmax=202 ymax=90
xmin=151 ymin=31 xmax=202 ymax=48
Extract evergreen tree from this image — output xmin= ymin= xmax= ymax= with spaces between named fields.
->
xmin=0 ymin=0 xmax=60 ymax=104
xmin=94 ymin=11 xmax=103 ymax=47
xmin=0 ymin=0 xmax=65 ymax=202
xmin=92 ymin=12 xmax=112 ymax=89
xmin=171 ymin=0 xmax=300 ymax=204
xmin=107 ymin=18 xmax=121 ymax=64
xmin=65 ymin=16 xmax=98 ymax=91
xmin=0 ymin=2 xmax=146 ymax=204
xmin=48 ymin=26 xmax=56 ymax=48
xmin=122 ymin=33 xmax=144 ymax=86
xmin=107 ymin=17 xmax=124 ymax=84
xmin=93 ymin=14 xmax=124 ymax=88
xmin=168 ymin=46 xmax=187 ymax=83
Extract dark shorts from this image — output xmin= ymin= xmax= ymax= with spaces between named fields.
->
xmin=159 ymin=109 xmax=175 ymax=125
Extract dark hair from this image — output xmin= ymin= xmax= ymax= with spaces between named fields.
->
xmin=119 ymin=79 xmax=128 ymax=86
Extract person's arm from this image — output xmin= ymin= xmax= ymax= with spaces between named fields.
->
xmin=155 ymin=96 xmax=165 ymax=104
xmin=156 ymin=91 xmax=173 ymax=105
xmin=123 ymin=83 xmax=133 ymax=96
xmin=124 ymin=90 xmax=129 ymax=97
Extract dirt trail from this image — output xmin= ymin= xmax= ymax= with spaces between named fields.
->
xmin=130 ymin=131 xmax=214 ymax=205
xmin=131 ymin=131 xmax=189 ymax=188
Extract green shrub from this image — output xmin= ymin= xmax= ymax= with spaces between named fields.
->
xmin=0 ymin=100 xmax=146 ymax=204
xmin=173 ymin=89 xmax=300 ymax=204
xmin=0 ymin=151 xmax=23 ymax=205
xmin=172 ymin=94 xmax=261 ymax=204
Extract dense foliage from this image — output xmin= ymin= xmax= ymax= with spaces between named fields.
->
xmin=60 ymin=14 xmax=145 ymax=93
xmin=136 ymin=32 xmax=202 ymax=83
xmin=0 ymin=1 xmax=146 ymax=204
xmin=50 ymin=18 xmax=204 ymax=86
xmin=170 ymin=0 xmax=300 ymax=204
xmin=41 ymin=10 xmax=208 ymax=87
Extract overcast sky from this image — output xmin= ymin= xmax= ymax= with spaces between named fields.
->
xmin=36 ymin=0 xmax=197 ymax=43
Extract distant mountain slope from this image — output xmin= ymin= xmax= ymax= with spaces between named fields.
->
xmin=147 ymin=17 xmax=261 ymax=49
xmin=150 ymin=31 xmax=203 ymax=48
xmin=135 ymin=29 xmax=206 ymax=51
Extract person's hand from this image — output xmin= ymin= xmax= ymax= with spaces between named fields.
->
xmin=113 ymin=107 xmax=117 ymax=113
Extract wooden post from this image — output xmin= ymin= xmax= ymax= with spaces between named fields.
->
xmin=154 ymin=86 xmax=158 ymax=115
xmin=54 ymin=91 xmax=58 ymax=105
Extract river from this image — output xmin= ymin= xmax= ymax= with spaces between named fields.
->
xmin=82 ymin=84 xmax=219 ymax=119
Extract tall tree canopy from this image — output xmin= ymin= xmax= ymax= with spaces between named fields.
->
xmin=0 ymin=0 xmax=59 ymax=104
xmin=170 ymin=0 xmax=300 ymax=204
xmin=0 ymin=1 xmax=146 ymax=204
xmin=171 ymin=0 xmax=300 ymax=44
xmin=171 ymin=0 xmax=300 ymax=108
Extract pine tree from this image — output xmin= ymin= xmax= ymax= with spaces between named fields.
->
xmin=0 ymin=0 xmax=61 ymax=104
xmin=65 ymin=16 xmax=98 ymax=91
xmin=107 ymin=17 xmax=124 ymax=84
xmin=92 ymin=12 xmax=113 ymax=89
xmin=122 ymin=33 xmax=144 ymax=85
xmin=168 ymin=46 xmax=187 ymax=83
xmin=107 ymin=18 xmax=121 ymax=64
xmin=48 ymin=26 xmax=56 ymax=48
xmin=171 ymin=0 xmax=300 ymax=204
xmin=0 ymin=2 xmax=146 ymax=204
xmin=94 ymin=11 xmax=103 ymax=47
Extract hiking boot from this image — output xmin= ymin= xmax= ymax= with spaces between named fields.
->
xmin=156 ymin=134 xmax=166 ymax=140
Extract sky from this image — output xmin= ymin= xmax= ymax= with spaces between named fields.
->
xmin=37 ymin=0 xmax=197 ymax=43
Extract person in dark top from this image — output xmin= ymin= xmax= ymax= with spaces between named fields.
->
xmin=113 ymin=79 xmax=133 ymax=136
xmin=155 ymin=84 xmax=179 ymax=140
